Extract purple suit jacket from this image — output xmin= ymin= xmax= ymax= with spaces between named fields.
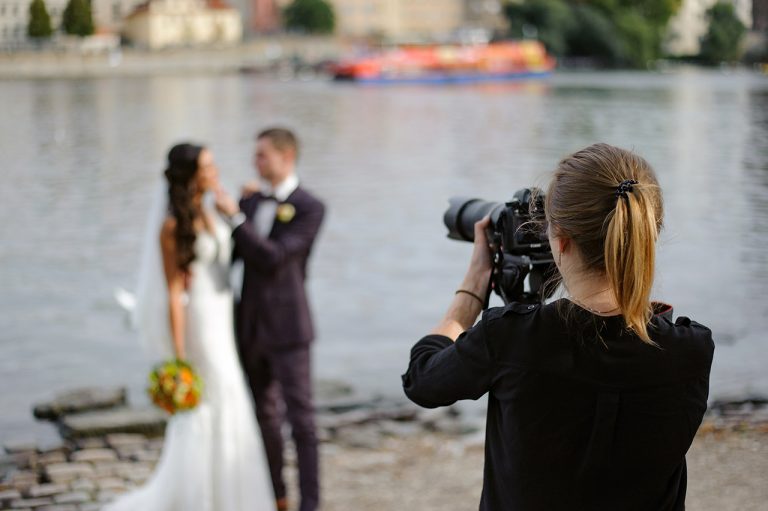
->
xmin=233 ymin=187 xmax=325 ymax=352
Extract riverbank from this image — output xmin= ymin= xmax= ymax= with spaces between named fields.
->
xmin=1 ymin=386 xmax=767 ymax=510
xmin=2 ymin=422 xmax=766 ymax=510
xmin=0 ymin=37 xmax=347 ymax=79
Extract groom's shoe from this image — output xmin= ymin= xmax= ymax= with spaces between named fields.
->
xmin=276 ymin=497 xmax=289 ymax=511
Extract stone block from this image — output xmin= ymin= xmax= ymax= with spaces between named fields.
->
xmin=104 ymin=434 xmax=146 ymax=449
xmin=128 ymin=450 xmax=160 ymax=463
xmin=33 ymin=387 xmax=127 ymax=421
xmin=69 ymin=449 xmax=117 ymax=464
xmin=9 ymin=497 xmax=54 ymax=508
xmin=0 ymin=489 xmax=22 ymax=504
xmin=44 ymin=463 xmax=94 ymax=484
xmin=58 ymin=408 xmax=166 ymax=440
xmin=72 ymin=439 xmax=105 ymax=451
xmin=37 ymin=452 xmax=67 ymax=467
xmin=53 ymin=492 xmax=91 ymax=504
xmin=38 ymin=506 xmax=79 ymax=511
xmin=3 ymin=441 xmax=38 ymax=455
xmin=25 ymin=484 xmax=69 ymax=499
xmin=9 ymin=471 xmax=39 ymax=492
xmin=68 ymin=479 xmax=96 ymax=493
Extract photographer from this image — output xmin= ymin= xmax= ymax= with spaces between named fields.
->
xmin=402 ymin=143 xmax=714 ymax=510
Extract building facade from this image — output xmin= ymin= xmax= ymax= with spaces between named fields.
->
xmin=666 ymin=0 xmax=753 ymax=55
xmin=329 ymin=0 xmax=465 ymax=42
xmin=123 ymin=0 xmax=242 ymax=49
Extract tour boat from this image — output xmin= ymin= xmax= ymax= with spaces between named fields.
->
xmin=330 ymin=41 xmax=555 ymax=84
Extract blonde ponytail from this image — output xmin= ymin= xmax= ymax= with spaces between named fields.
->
xmin=604 ymin=183 xmax=660 ymax=343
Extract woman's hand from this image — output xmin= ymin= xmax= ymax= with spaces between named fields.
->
xmin=461 ymin=216 xmax=494 ymax=298
xmin=214 ymin=185 xmax=240 ymax=217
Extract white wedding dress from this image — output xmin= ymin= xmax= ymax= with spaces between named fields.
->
xmin=104 ymin=218 xmax=274 ymax=511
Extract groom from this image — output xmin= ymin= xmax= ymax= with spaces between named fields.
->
xmin=216 ymin=128 xmax=325 ymax=511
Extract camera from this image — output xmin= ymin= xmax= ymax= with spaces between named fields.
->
xmin=443 ymin=188 xmax=556 ymax=305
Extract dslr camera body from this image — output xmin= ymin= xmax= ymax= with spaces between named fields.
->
xmin=444 ymin=188 xmax=556 ymax=305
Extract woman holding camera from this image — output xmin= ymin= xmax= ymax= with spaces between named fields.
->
xmin=402 ymin=143 xmax=714 ymax=510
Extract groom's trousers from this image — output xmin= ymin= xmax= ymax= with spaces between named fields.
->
xmin=244 ymin=345 xmax=319 ymax=511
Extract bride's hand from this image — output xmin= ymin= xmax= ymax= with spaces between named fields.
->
xmin=214 ymin=185 xmax=240 ymax=217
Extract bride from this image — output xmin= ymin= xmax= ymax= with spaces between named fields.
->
xmin=104 ymin=143 xmax=274 ymax=511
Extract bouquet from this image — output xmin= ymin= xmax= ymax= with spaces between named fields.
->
xmin=147 ymin=359 xmax=203 ymax=414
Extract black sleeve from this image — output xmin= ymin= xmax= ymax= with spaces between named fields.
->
xmin=401 ymin=316 xmax=495 ymax=409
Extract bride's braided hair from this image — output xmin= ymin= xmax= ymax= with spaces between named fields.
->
xmin=164 ymin=143 xmax=203 ymax=272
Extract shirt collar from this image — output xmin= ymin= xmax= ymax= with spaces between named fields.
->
xmin=262 ymin=173 xmax=299 ymax=202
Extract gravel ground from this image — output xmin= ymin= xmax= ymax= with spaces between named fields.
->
xmin=302 ymin=429 xmax=768 ymax=511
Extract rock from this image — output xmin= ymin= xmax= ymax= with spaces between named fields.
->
xmin=128 ymin=450 xmax=160 ymax=464
xmin=104 ymin=434 xmax=146 ymax=449
xmin=58 ymin=408 xmax=167 ymax=440
xmin=0 ymin=489 xmax=22 ymax=505
xmin=37 ymin=452 xmax=67 ymax=467
xmin=44 ymin=463 xmax=95 ymax=484
xmin=69 ymin=449 xmax=118 ymax=464
xmin=12 ymin=451 xmax=38 ymax=471
xmin=8 ymin=470 xmax=39 ymax=492
xmin=8 ymin=497 xmax=54 ymax=508
xmin=33 ymin=388 xmax=127 ymax=421
xmin=72 ymin=439 xmax=105 ymax=450
xmin=38 ymin=505 xmax=79 ymax=511
xmin=3 ymin=441 xmax=38 ymax=455
xmin=53 ymin=491 xmax=91 ymax=504
xmin=78 ymin=504 xmax=101 ymax=511
xmin=94 ymin=478 xmax=126 ymax=492
xmin=68 ymin=479 xmax=96 ymax=493
xmin=25 ymin=484 xmax=69 ymax=499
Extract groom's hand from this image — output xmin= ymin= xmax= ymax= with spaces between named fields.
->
xmin=215 ymin=186 xmax=240 ymax=217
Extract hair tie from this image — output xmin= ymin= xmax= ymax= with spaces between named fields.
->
xmin=615 ymin=179 xmax=638 ymax=199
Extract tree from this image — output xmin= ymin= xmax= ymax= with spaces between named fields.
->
xmin=62 ymin=0 xmax=94 ymax=37
xmin=503 ymin=0 xmax=684 ymax=68
xmin=504 ymin=0 xmax=573 ymax=57
xmin=283 ymin=0 xmax=335 ymax=35
xmin=699 ymin=2 xmax=747 ymax=64
xmin=566 ymin=5 xmax=623 ymax=63
xmin=28 ymin=0 xmax=53 ymax=39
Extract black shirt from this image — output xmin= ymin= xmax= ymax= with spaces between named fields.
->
xmin=402 ymin=299 xmax=714 ymax=511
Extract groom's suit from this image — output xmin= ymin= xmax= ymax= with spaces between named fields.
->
xmin=232 ymin=184 xmax=325 ymax=511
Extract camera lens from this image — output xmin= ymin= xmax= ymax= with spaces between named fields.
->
xmin=443 ymin=197 xmax=505 ymax=241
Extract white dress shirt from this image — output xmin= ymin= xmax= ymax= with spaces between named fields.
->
xmin=254 ymin=173 xmax=299 ymax=237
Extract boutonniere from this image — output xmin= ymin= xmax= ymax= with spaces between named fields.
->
xmin=276 ymin=203 xmax=296 ymax=223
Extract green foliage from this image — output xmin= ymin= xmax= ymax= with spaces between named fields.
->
xmin=566 ymin=5 xmax=622 ymax=62
xmin=62 ymin=0 xmax=94 ymax=37
xmin=28 ymin=0 xmax=53 ymax=39
xmin=699 ymin=2 xmax=747 ymax=64
xmin=614 ymin=9 xmax=657 ymax=67
xmin=503 ymin=0 xmax=685 ymax=68
xmin=283 ymin=0 xmax=335 ymax=35
xmin=505 ymin=0 xmax=573 ymax=56
xmin=617 ymin=0 xmax=682 ymax=26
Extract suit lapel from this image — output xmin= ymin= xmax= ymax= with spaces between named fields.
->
xmin=268 ymin=187 xmax=300 ymax=239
